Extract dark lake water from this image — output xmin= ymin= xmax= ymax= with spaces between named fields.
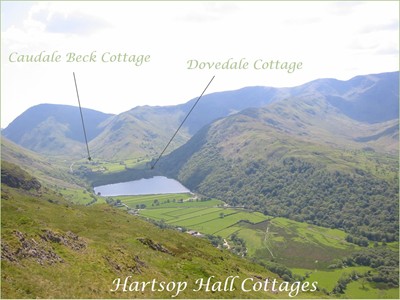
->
xmin=93 ymin=176 xmax=191 ymax=196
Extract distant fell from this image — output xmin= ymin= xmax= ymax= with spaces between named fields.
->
xmin=3 ymin=71 xmax=398 ymax=159
xmin=2 ymin=104 xmax=113 ymax=156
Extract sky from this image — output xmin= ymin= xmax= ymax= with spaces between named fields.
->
xmin=1 ymin=1 xmax=399 ymax=128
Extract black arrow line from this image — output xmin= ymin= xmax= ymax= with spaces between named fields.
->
xmin=151 ymin=75 xmax=215 ymax=169
xmin=73 ymin=72 xmax=92 ymax=161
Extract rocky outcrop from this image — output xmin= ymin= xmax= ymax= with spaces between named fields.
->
xmin=40 ymin=230 xmax=86 ymax=251
xmin=133 ymin=255 xmax=147 ymax=272
xmin=103 ymin=254 xmax=146 ymax=274
xmin=3 ymin=231 xmax=64 ymax=265
xmin=137 ymin=237 xmax=174 ymax=255
xmin=1 ymin=230 xmax=87 ymax=265
xmin=1 ymin=242 xmax=17 ymax=263
xmin=103 ymin=247 xmax=147 ymax=274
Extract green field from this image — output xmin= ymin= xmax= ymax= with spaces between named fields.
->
xmin=118 ymin=193 xmax=269 ymax=236
xmin=139 ymin=204 xmax=268 ymax=236
xmin=77 ymin=157 xmax=149 ymax=174
xmin=293 ymin=267 xmax=371 ymax=291
xmin=122 ymin=195 xmax=361 ymax=270
xmin=292 ymin=266 xmax=399 ymax=298
xmin=122 ymin=194 xmax=360 ymax=269
xmin=232 ymin=217 xmax=361 ymax=270
xmin=115 ymin=193 xmax=194 ymax=208
xmin=119 ymin=193 xmax=398 ymax=298
xmin=345 ymin=281 xmax=399 ymax=299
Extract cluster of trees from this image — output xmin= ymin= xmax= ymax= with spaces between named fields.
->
xmin=145 ymin=218 xmax=174 ymax=230
xmin=152 ymin=198 xmax=182 ymax=206
xmin=332 ymin=271 xmax=361 ymax=294
xmin=370 ymin=266 xmax=399 ymax=287
xmin=343 ymin=247 xmax=398 ymax=270
xmin=330 ymin=247 xmax=399 ymax=289
xmin=105 ymin=197 xmax=120 ymax=206
xmin=332 ymin=267 xmax=398 ymax=295
xmin=256 ymin=261 xmax=300 ymax=282
xmin=230 ymin=233 xmax=247 ymax=257
xmin=206 ymin=234 xmax=224 ymax=248
xmin=345 ymin=235 xmax=369 ymax=247
xmin=172 ymin=155 xmax=398 ymax=243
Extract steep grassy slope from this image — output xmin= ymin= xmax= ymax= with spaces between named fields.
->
xmin=158 ymin=97 xmax=399 ymax=242
xmin=1 ymin=137 xmax=81 ymax=189
xmin=1 ymin=162 xmax=323 ymax=299
xmin=1 ymin=137 xmax=98 ymax=205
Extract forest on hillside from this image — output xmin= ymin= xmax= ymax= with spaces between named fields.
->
xmin=167 ymin=154 xmax=398 ymax=243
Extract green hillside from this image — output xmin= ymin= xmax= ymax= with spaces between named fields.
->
xmin=1 ymin=137 xmax=99 ymax=205
xmin=158 ymin=97 xmax=399 ymax=243
xmin=1 ymin=137 xmax=80 ymax=189
xmin=1 ymin=161 xmax=326 ymax=299
xmin=90 ymin=106 xmax=191 ymax=160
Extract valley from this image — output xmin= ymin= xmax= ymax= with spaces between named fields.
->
xmin=2 ymin=71 xmax=399 ymax=298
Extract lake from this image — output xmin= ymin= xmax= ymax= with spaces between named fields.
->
xmin=93 ymin=176 xmax=191 ymax=196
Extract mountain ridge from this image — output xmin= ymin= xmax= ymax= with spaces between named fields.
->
xmin=2 ymin=71 xmax=398 ymax=159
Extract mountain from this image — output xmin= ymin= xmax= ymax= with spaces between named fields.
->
xmin=288 ymin=72 xmax=399 ymax=123
xmin=89 ymin=87 xmax=282 ymax=160
xmin=178 ymin=71 xmax=399 ymax=132
xmin=322 ymin=72 xmax=399 ymax=123
xmin=157 ymin=94 xmax=399 ymax=242
xmin=2 ymin=104 xmax=113 ymax=157
xmin=89 ymin=105 xmax=191 ymax=160
xmin=1 ymin=161 xmax=325 ymax=299
xmin=6 ymin=71 xmax=398 ymax=160
xmin=92 ymin=71 xmax=399 ymax=160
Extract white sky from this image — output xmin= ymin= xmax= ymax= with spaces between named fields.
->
xmin=1 ymin=1 xmax=399 ymax=128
